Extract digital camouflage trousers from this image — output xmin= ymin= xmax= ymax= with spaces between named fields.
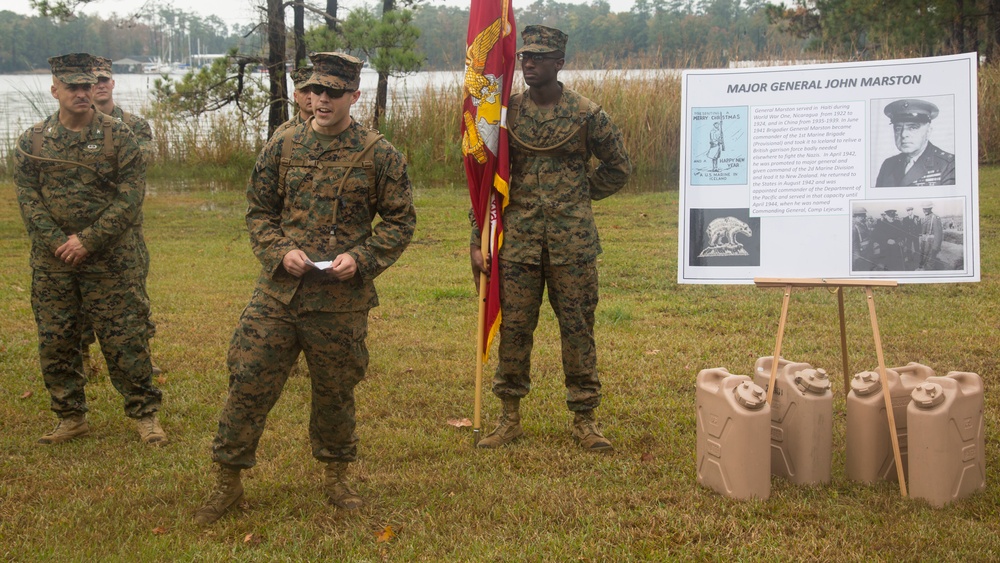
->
xmin=31 ymin=269 xmax=161 ymax=418
xmin=494 ymin=254 xmax=602 ymax=411
xmin=211 ymin=289 xmax=369 ymax=469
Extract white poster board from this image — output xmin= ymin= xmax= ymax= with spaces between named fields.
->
xmin=677 ymin=53 xmax=979 ymax=284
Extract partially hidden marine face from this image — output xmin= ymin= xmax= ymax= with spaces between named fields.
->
xmin=93 ymin=76 xmax=115 ymax=106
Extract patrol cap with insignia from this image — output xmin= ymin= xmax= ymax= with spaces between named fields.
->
xmin=291 ymin=66 xmax=313 ymax=89
xmin=93 ymin=56 xmax=113 ymax=79
xmin=884 ymin=98 xmax=939 ymax=124
xmin=517 ymin=25 xmax=568 ymax=55
xmin=303 ymin=52 xmax=363 ymax=91
xmin=48 ymin=53 xmax=98 ymax=85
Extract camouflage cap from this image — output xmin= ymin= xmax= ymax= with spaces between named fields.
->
xmin=303 ymin=52 xmax=363 ymax=90
xmin=93 ymin=56 xmax=113 ymax=79
xmin=291 ymin=66 xmax=313 ymax=89
xmin=884 ymin=98 xmax=939 ymax=124
xmin=517 ymin=25 xmax=568 ymax=55
xmin=48 ymin=53 xmax=98 ymax=85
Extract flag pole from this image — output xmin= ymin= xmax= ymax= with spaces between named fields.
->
xmin=473 ymin=190 xmax=494 ymax=445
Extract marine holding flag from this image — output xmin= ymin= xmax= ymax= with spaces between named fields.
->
xmin=462 ymin=0 xmax=516 ymax=440
xmin=470 ymin=25 xmax=632 ymax=451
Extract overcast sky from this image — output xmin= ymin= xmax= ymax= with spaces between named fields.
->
xmin=6 ymin=0 xmax=637 ymax=29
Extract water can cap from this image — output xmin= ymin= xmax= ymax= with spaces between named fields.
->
xmin=911 ymin=382 xmax=946 ymax=409
xmin=734 ymin=380 xmax=767 ymax=410
xmin=795 ymin=368 xmax=831 ymax=395
xmin=850 ymin=371 xmax=882 ymax=396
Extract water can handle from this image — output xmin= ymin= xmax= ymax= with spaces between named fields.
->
xmin=945 ymin=371 xmax=983 ymax=395
xmin=696 ymin=367 xmax=732 ymax=393
xmin=893 ymin=361 xmax=935 ymax=379
xmin=753 ymin=355 xmax=793 ymax=375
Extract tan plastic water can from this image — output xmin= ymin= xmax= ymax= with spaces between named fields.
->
xmin=754 ymin=357 xmax=833 ymax=485
xmin=846 ymin=362 xmax=935 ymax=483
xmin=908 ymin=371 xmax=985 ymax=507
xmin=696 ymin=367 xmax=771 ymax=500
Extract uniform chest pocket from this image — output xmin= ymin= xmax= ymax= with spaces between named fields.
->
xmin=317 ymin=162 xmax=375 ymax=225
xmin=39 ymin=156 xmax=117 ymax=196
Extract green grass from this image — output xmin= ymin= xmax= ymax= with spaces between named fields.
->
xmin=1 ymin=171 xmax=999 ymax=561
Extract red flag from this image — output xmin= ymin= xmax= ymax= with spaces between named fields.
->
xmin=463 ymin=0 xmax=516 ymax=362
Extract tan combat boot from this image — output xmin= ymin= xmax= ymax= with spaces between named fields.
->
xmin=572 ymin=410 xmax=613 ymax=452
xmin=194 ymin=465 xmax=244 ymax=525
xmin=135 ymin=413 xmax=168 ymax=446
xmin=38 ymin=414 xmax=90 ymax=444
xmin=476 ymin=397 xmax=523 ymax=449
xmin=325 ymin=462 xmax=364 ymax=509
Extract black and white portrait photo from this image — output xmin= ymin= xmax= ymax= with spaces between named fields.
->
xmin=871 ymin=96 xmax=956 ymax=187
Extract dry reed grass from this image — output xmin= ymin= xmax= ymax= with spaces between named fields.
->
xmin=3 ymin=60 xmax=1000 ymax=182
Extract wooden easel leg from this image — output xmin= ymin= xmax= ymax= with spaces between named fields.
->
xmin=837 ymin=287 xmax=850 ymax=392
xmin=767 ymin=284 xmax=793 ymax=405
xmin=865 ymin=286 xmax=907 ymax=497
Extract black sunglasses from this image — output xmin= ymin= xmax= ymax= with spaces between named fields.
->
xmin=308 ymin=85 xmax=355 ymax=98
xmin=517 ymin=53 xmax=561 ymax=62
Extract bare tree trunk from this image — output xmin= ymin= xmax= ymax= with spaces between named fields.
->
xmin=961 ymin=0 xmax=973 ymax=54
xmin=373 ymin=0 xmax=394 ymax=130
xmin=326 ymin=0 xmax=339 ymax=31
xmin=294 ymin=1 xmax=306 ymax=67
xmin=374 ymin=71 xmax=389 ymax=130
xmin=267 ymin=0 xmax=288 ymax=137
xmin=952 ymin=0 xmax=969 ymax=54
xmin=992 ymin=0 xmax=1000 ymax=64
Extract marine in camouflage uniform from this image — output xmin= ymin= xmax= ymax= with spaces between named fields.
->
xmin=93 ymin=57 xmax=155 ymax=164
xmin=76 ymin=55 xmax=159 ymax=377
xmin=196 ymin=52 xmax=415 ymax=525
xmin=13 ymin=53 xmax=165 ymax=446
xmin=471 ymin=26 xmax=631 ymax=451
xmin=269 ymin=66 xmax=314 ymax=379
xmin=271 ymin=66 xmax=314 ymax=140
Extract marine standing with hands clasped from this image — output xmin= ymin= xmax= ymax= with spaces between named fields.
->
xmin=195 ymin=52 xmax=415 ymax=525
xmin=471 ymin=26 xmax=631 ymax=451
xmin=74 ymin=55 xmax=162 ymax=378
xmin=14 ymin=53 xmax=166 ymax=446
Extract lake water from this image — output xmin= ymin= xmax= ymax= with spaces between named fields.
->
xmin=0 ymin=68 xmax=674 ymax=147
xmin=1 ymin=68 xmax=675 ymax=191
xmin=0 ymin=69 xmax=462 ymax=147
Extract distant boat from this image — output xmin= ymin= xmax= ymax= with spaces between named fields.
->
xmin=142 ymin=62 xmax=172 ymax=74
